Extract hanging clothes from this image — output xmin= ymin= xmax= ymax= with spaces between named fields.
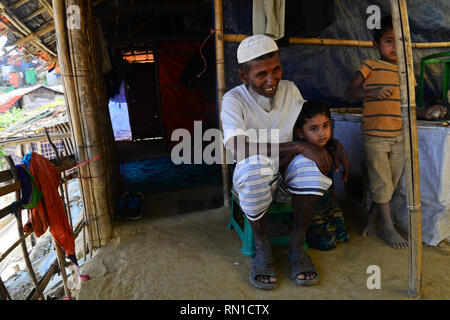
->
xmin=252 ymin=0 xmax=286 ymax=40
xmin=24 ymin=69 xmax=37 ymax=85
xmin=22 ymin=152 xmax=75 ymax=257
xmin=15 ymin=164 xmax=42 ymax=209
xmin=9 ymin=72 xmax=19 ymax=88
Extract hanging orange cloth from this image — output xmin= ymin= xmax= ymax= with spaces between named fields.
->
xmin=23 ymin=152 xmax=75 ymax=256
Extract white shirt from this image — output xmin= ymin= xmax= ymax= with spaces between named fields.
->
xmin=221 ymin=80 xmax=305 ymax=147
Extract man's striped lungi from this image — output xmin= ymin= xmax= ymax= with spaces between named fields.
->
xmin=233 ymin=154 xmax=332 ymax=221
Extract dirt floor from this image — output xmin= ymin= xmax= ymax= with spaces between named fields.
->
xmin=73 ymin=185 xmax=449 ymax=300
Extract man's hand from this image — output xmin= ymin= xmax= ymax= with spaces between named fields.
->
xmin=331 ymin=139 xmax=350 ymax=182
xmin=298 ymin=142 xmax=332 ymax=175
xmin=422 ymin=105 xmax=446 ymax=120
xmin=371 ymin=87 xmax=392 ymax=100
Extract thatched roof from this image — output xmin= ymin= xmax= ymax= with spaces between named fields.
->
xmin=0 ymin=0 xmax=213 ymax=67
xmin=0 ymin=0 xmax=56 ymax=66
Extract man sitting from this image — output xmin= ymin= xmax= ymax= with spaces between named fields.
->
xmin=221 ymin=35 xmax=349 ymax=289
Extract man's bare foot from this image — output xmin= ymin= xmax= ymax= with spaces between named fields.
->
xmin=380 ymin=226 xmax=408 ymax=249
xmin=362 ymin=206 xmax=378 ymax=237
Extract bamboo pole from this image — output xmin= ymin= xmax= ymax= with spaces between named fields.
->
xmin=52 ymin=0 xmax=96 ymax=252
xmin=44 ymin=127 xmax=73 ymax=227
xmin=87 ymin=10 xmax=120 ymax=220
xmin=30 ymin=262 xmax=58 ymax=300
xmin=223 ymin=34 xmax=450 ymax=48
xmin=54 ymin=240 xmax=71 ymax=299
xmin=5 ymin=156 xmax=44 ymax=300
xmin=214 ymin=0 xmax=230 ymax=208
xmin=0 ymin=232 xmax=32 ymax=264
xmin=65 ymin=0 xmax=112 ymax=247
xmin=390 ymin=0 xmax=423 ymax=299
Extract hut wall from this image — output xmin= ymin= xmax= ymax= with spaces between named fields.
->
xmin=223 ymin=0 xmax=450 ymax=106
xmin=2 ymin=123 xmax=73 ymax=164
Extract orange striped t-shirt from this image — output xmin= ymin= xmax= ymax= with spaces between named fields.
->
xmin=359 ymin=59 xmax=403 ymax=137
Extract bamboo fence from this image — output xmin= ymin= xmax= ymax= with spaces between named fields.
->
xmin=0 ymin=154 xmax=89 ymax=300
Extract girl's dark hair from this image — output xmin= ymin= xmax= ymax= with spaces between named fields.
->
xmin=295 ymin=101 xmax=334 ymax=154
xmin=294 ymin=101 xmax=331 ymax=130
xmin=374 ymin=15 xmax=393 ymax=43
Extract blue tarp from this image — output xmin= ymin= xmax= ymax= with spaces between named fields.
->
xmin=223 ymin=0 xmax=450 ymax=107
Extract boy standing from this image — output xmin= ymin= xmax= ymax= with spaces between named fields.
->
xmin=346 ymin=16 xmax=446 ymax=249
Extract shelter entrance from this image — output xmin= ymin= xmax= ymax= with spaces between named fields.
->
xmin=124 ymin=53 xmax=163 ymax=141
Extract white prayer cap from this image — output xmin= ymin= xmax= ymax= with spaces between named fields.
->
xmin=237 ymin=34 xmax=279 ymax=64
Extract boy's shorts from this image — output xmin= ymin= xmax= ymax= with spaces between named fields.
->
xmin=362 ymin=134 xmax=405 ymax=203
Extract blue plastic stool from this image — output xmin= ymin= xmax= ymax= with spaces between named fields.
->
xmin=228 ymin=190 xmax=308 ymax=256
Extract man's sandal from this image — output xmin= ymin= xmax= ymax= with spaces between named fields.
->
xmin=289 ymin=248 xmax=319 ymax=286
xmin=249 ymin=252 xmax=277 ymax=290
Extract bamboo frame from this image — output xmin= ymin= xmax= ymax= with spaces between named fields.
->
xmin=391 ymin=0 xmax=423 ymax=299
xmin=223 ymin=34 xmax=450 ymax=48
xmin=54 ymin=238 xmax=71 ymax=299
xmin=52 ymin=0 xmax=96 ymax=254
xmin=87 ymin=5 xmax=121 ymax=222
xmin=0 ymin=132 xmax=72 ymax=147
xmin=0 ymin=1 xmax=56 ymax=57
xmin=0 ymin=159 xmax=89 ymax=300
xmin=5 ymin=156 xmax=44 ymax=300
xmin=66 ymin=0 xmax=112 ymax=247
xmin=214 ymin=0 xmax=230 ymax=208
xmin=30 ymin=262 xmax=58 ymax=300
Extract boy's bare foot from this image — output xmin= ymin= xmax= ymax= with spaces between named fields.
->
xmin=362 ymin=205 xmax=377 ymax=237
xmin=380 ymin=225 xmax=408 ymax=249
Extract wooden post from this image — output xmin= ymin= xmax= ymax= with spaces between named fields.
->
xmin=42 ymin=127 xmax=74 ymax=299
xmin=5 ymin=156 xmax=44 ymax=300
xmin=87 ymin=5 xmax=122 ymax=219
xmin=53 ymin=0 xmax=113 ymax=249
xmin=214 ymin=0 xmax=230 ymax=208
xmin=30 ymin=262 xmax=58 ymax=300
xmin=54 ymin=240 xmax=71 ymax=299
xmin=390 ymin=0 xmax=423 ymax=299
xmin=65 ymin=0 xmax=113 ymax=247
xmin=52 ymin=0 xmax=96 ymax=253
xmin=44 ymin=127 xmax=73 ymax=227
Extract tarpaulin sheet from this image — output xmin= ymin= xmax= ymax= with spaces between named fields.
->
xmin=157 ymin=42 xmax=216 ymax=149
xmin=223 ymin=0 xmax=450 ymax=106
xmin=331 ymin=114 xmax=450 ymax=246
